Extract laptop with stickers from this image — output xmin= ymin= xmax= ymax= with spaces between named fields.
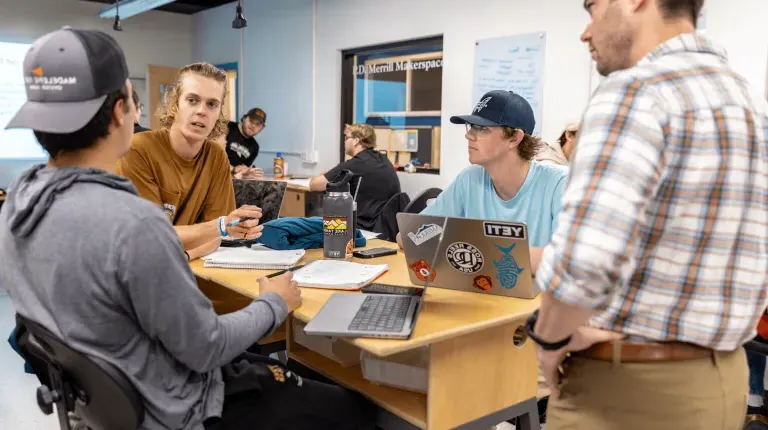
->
xmin=397 ymin=212 xmax=538 ymax=299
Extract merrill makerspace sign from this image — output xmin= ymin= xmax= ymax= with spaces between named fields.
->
xmin=354 ymin=59 xmax=443 ymax=75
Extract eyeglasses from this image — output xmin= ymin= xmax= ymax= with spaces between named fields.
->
xmin=465 ymin=124 xmax=493 ymax=135
xmin=342 ymin=134 xmax=355 ymax=141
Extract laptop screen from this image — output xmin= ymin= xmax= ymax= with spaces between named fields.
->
xmin=233 ymin=179 xmax=288 ymax=224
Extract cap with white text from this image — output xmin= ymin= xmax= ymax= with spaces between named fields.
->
xmin=450 ymin=90 xmax=536 ymax=135
xmin=6 ymin=26 xmax=129 ymax=134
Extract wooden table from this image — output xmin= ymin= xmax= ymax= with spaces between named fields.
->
xmin=192 ymin=240 xmax=541 ymax=430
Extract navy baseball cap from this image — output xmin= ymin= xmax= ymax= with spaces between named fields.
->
xmin=450 ymin=90 xmax=536 ymax=135
xmin=6 ymin=27 xmax=129 ymax=134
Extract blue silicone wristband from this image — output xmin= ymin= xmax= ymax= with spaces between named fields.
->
xmin=218 ymin=216 xmax=227 ymax=237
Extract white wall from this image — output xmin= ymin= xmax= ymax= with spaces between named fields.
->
xmin=193 ymin=0 xmax=768 ymax=197
xmin=704 ymin=0 xmax=768 ymax=99
xmin=0 ymin=0 xmax=194 ymax=188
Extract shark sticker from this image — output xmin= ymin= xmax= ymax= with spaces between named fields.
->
xmin=408 ymin=223 xmax=443 ymax=246
xmin=493 ymin=244 xmax=524 ymax=289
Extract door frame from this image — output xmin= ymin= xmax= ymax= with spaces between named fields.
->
xmin=215 ymin=62 xmax=240 ymax=120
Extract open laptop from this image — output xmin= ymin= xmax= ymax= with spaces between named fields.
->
xmin=303 ymin=217 xmax=449 ymax=339
xmin=398 ymin=212 xmax=538 ymax=299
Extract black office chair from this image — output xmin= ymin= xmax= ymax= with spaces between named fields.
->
xmin=15 ymin=315 xmax=144 ymax=430
xmin=371 ymin=191 xmax=411 ymax=242
xmin=403 ymin=187 xmax=442 ymax=214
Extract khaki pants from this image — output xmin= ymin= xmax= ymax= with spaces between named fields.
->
xmin=546 ymin=348 xmax=747 ymax=430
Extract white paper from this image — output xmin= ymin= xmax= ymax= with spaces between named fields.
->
xmin=286 ymin=178 xmax=311 ymax=189
xmin=359 ymin=230 xmax=381 ymax=240
xmin=292 ymin=260 xmax=388 ymax=290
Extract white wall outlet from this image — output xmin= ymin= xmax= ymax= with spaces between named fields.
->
xmin=301 ymin=150 xmax=319 ymax=164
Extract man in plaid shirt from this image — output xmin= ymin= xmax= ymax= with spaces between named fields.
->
xmin=524 ymin=0 xmax=768 ymax=429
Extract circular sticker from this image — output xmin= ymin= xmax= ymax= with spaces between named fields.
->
xmin=446 ymin=242 xmax=484 ymax=274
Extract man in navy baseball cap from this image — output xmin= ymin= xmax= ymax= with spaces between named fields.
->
xmin=397 ymin=89 xmax=567 ymax=273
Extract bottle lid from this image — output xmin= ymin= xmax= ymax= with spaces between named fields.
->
xmin=326 ymin=169 xmax=354 ymax=193
xmin=276 ymin=152 xmax=282 ymax=157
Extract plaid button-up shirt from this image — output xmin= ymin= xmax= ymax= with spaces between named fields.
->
xmin=536 ymin=33 xmax=768 ymax=350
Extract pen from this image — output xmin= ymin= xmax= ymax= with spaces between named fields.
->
xmin=266 ymin=264 xmax=306 ymax=279
xmin=227 ymin=217 xmax=255 ymax=227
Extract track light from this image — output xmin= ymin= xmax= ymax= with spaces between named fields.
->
xmin=113 ymin=0 xmax=123 ymax=31
xmin=232 ymin=0 xmax=247 ymax=29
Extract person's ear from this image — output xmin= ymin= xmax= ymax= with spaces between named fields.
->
xmin=507 ymin=128 xmax=524 ymax=148
xmin=113 ymin=98 xmax=127 ymax=128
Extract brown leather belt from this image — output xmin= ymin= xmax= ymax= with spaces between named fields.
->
xmin=574 ymin=341 xmax=713 ymax=362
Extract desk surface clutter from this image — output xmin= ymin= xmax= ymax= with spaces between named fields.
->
xmin=192 ymin=239 xmax=540 ymax=356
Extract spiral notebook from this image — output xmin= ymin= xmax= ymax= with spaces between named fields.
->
xmin=202 ymin=247 xmax=305 ymax=269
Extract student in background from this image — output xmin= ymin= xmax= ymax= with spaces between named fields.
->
xmin=117 ymin=62 xmax=263 ymax=256
xmin=309 ymin=123 xmax=400 ymax=232
xmin=535 ymin=140 xmax=569 ymax=166
xmin=131 ymin=87 xmax=149 ymax=134
xmin=221 ymin=107 xmax=265 ymax=179
xmin=557 ymin=123 xmax=579 ymax=161
xmin=1 ymin=28 xmax=374 ymax=430
xmin=397 ymin=90 xmax=567 ymax=273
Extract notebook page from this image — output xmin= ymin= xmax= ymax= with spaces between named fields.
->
xmin=292 ymin=260 xmax=388 ymax=290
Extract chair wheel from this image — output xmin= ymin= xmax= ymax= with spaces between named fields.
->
xmin=36 ymin=386 xmax=55 ymax=415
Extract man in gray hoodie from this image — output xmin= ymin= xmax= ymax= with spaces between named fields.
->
xmin=0 ymin=27 xmax=373 ymax=430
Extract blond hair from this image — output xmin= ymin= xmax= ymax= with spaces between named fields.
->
xmin=157 ymin=62 xmax=229 ymax=140
xmin=345 ymin=123 xmax=376 ymax=149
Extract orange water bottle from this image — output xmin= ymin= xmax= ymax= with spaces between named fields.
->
xmin=273 ymin=152 xmax=285 ymax=179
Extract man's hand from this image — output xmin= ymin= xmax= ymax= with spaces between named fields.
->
xmin=225 ymin=205 xmax=263 ymax=239
xmin=233 ymin=165 xmax=248 ymax=174
xmin=396 ymin=232 xmax=404 ymax=249
xmin=258 ymin=272 xmax=302 ymax=312
xmin=233 ymin=167 xmax=264 ymax=180
xmin=242 ymin=167 xmax=264 ymax=179
xmin=537 ymin=326 xmax=625 ymax=398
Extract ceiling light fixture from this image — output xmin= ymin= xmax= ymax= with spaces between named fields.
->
xmin=232 ymin=0 xmax=247 ymax=29
xmin=113 ymin=0 xmax=123 ymax=31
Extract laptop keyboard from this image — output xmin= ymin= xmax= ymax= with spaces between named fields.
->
xmin=348 ymin=295 xmax=412 ymax=332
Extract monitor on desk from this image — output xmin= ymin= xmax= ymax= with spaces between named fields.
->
xmin=233 ymin=179 xmax=287 ymax=224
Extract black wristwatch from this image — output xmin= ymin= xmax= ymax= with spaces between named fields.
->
xmin=525 ymin=310 xmax=572 ymax=351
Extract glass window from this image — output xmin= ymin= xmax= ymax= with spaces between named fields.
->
xmin=341 ymin=37 xmax=443 ymax=174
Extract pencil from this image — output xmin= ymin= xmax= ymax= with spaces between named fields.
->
xmin=266 ymin=264 xmax=306 ymax=279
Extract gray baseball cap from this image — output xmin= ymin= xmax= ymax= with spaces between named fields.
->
xmin=6 ymin=26 xmax=130 ymax=134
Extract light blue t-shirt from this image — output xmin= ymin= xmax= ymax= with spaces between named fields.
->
xmin=422 ymin=161 xmax=568 ymax=248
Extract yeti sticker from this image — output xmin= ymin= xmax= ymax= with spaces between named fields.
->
xmin=493 ymin=244 xmax=524 ymax=289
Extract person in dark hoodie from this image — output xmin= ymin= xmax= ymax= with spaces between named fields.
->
xmin=0 ymin=27 xmax=374 ymax=430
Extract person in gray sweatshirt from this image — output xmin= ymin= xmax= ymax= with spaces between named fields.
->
xmin=0 ymin=27 xmax=374 ymax=430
